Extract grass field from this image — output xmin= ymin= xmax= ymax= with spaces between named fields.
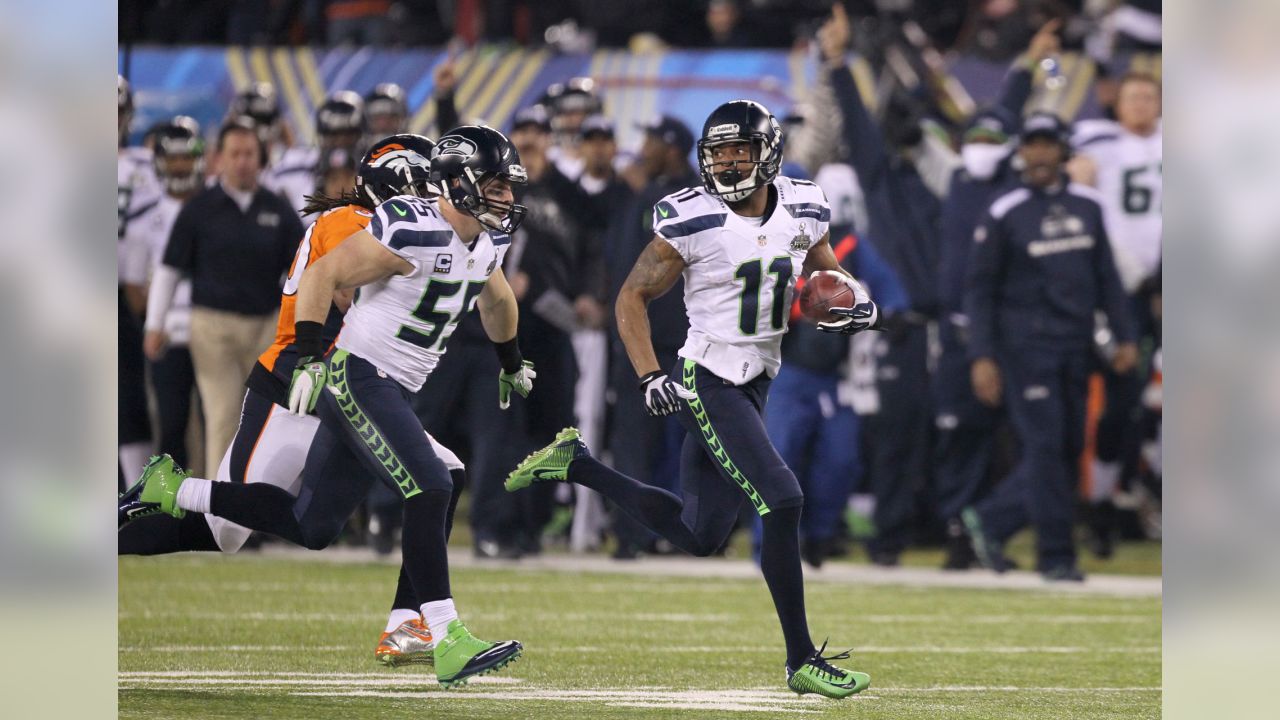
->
xmin=119 ymin=552 xmax=1161 ymax=719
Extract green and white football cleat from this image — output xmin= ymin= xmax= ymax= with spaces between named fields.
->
xmin=786 ymin=641 xmax=871 ymax=699
xmin=433 ymin=620 xmax=522 ymax=688
xmin=504 ymin=426 xmax=590 ymax=492
xmin=119 ymin=454 xmax=190 ymax=526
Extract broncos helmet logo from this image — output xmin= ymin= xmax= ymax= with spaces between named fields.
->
xmin=369 ymin=143 xmax=430 ymax=171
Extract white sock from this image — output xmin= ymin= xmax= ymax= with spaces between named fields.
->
xmin=175 ymin=477 xmax=212 ymax=514
xmin=385 ymin=608 xmax=420 ymax=633
xmin=422 ymin=599 xmax=458 ymax=648
xmin=1090 ymin=459 xmax=1122 ymax=502
xmin=119 ymin=442 xmax=153 ymax=485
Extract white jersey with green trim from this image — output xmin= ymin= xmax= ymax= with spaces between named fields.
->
xmin=335 ymin=196 xmax=510 ymax=392
xmin=1074 ymin=119 xmax=1162 ymax=291
xmin=654 ymin=176 xmax=831 ymax=385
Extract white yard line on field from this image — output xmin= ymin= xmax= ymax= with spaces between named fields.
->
xmin=252 ymin=545 xmax=1162 ymax=597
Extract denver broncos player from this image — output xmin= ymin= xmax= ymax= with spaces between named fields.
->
xmin=124 ymin=126 xmax=533 ymax=687
xmin=120 ymin=134 xmax=457 ymax=667
xmin=506 ymin=100 xmax=878 ymax=698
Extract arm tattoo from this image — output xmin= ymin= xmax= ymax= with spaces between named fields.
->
xmin=624 ymin=241 xmax=682 ymax=299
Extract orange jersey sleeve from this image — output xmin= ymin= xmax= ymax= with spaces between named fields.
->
xmin=257 ymin=205 xmax=374 ymax=371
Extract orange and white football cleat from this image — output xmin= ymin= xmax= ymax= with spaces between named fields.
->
xmin=375 ymin=618 xmax=434 ymax=667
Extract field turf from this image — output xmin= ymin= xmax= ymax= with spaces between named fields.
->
xmin=119 ymin=552 xmax=1160 ymax=719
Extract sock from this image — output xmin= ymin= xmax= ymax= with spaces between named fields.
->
xmin=385 ymin=608 xmax=419 ymax=634
xmin=119 ymin=442 xmax=153 ymax=485
xmin=118 ymin=512 xmax=219 ymax=555
xmin=400 ymin=488 xmax=453 ymax=604
xmin=175 ymin=477 xmax=212 ymax=514
xmin=209 ymin=481 xmax=307 ymax=546
xmin=421 ymin=598 xmax=458 ymax=647
xmin=445 ymin=469 xmax=466 ymax=540
xmin=760 ymin=504 xmax=816 ymax=670
xmin=1090 ymin=459 xmax=1122 ymax=502
xmin=389 ymin=564 xmax=418 ymax=614
xmin=567 ymin=456 xmax=706 ymax=554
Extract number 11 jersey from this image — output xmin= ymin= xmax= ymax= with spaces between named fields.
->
xmin=336 ymin=196 xmax=510 ymax=392
xmin=654 ymin=176 xmax=830 ymax=385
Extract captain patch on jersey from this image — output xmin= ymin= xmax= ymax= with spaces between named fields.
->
xmin=336 ymin=196 xmax=511 ymax=392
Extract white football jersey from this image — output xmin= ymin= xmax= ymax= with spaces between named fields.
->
xmin=813 ymin=162 xmax=869 ymax=235
xmin=655 ymin=176 xmax=830 ymax=384
xmin=120 ymin=194 xmax=193 ymax=344
xmin=336 ymin=196 xmax=510 ymax=392
xmin=118 ymin=146 xmax=160 ymax=276
xmin=265 ymin=145 xmax=320 ymax=217
xmin=1074 ymin=119 xmax=1163 ymax=291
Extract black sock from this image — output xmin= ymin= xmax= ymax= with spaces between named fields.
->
xmin=445 ymin=469 xmax=465 ymax=542
xmin=400 ymin=489 xmax=453 ymax=603
xmin=760 ymin=504 xmax=815 ymax=669
xmin=390 ymin=564 xmax=417 ymax=614
xmin=118 ymin=512 xmax=219 ymax=555
xmin=209 ymin=482 xmax=307 ymax=546
xmin=567 ymin=456 xmax=710 ymax=555
xmin=389 ymin=469 xmax=466 ymax=613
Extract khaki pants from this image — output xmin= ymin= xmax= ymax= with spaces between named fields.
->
xmin=188 ymin=307 xmax=277 ymax=477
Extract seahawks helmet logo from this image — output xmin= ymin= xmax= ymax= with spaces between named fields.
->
xmin=436 ymin=136 xmax=478 ymax=157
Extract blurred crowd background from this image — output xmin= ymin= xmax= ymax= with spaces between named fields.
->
xmin=117 ymin=0 xmax=1162 ymax=572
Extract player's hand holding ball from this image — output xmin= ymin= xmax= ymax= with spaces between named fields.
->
xmin=639 ymin=371 xmax=696 ymax=416
xmin=803 ymin=271 xmax=879 ymax=335
xmin=288 ymin=357 xmax=328 ymax=415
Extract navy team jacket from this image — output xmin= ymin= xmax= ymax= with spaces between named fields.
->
xmin=964 ymin=177 xmax=1136 ymax=360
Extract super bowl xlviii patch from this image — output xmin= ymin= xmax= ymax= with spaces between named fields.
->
xmin=486 ymin=257 xmax=497 ymax=274
xmin=790 ymin=231 xmax=810 ymax=251
xmin=433 ymin=254 xmax=453 ymax=274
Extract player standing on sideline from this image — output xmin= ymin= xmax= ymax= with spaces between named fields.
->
xmin=118 ymin=75 xmax=160 ymax=487
xmin=269 ymin=90 xmax=366 ymax=217
xmin=122 ymin=134 xmax=463 ymax=667
xmin=124 ymin=126 xmax=533 ymax=687
xmin=1069 ymin=72 xmax=1163 ymax=556
xmin=962 ymin=113 xmax=1138 ymax=581
xmin=122 ymin=117 xmax=205 ymax=469
xmin=507 ymin=100 xmax=877 ymax=699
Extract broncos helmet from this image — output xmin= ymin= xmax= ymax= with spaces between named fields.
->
xmin=316 ymin=90 xmax=365 ymax=147
xmin=365 ymin=83 xmax=409 ymax=135
xmin=152 ymin=116 xmax=206 ymax=196
xmin=696 ymin=100 xmax=784 ymax=203
xmin=356 ymin=134 xmax=436 ymax=207
xmin=118 ymin=75 xmax=133 ymax=144
xmin=429 ymin=125 xmax=528 ymax=233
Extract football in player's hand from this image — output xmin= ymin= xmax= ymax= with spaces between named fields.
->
xmin=799 ymin=271 xmax=855 ymax=322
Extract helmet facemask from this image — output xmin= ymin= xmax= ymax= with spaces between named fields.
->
xmin=447 ymin=165 xmax=528 ymax=234
xmin=697 ymin=130 xmax=782 ymax=204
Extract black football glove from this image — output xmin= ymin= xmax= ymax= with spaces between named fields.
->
xmin=638 ymin=371 xmax=696 ymax=416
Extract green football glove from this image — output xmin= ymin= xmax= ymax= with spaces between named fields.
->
xmin=498 ymin=360 xmax=536 ymax=410
xmin=288 ymin=357 xmax=328 ymax=415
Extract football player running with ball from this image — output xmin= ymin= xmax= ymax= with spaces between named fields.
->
xmin=123 ymin=126 xmax=535 ymax=687
xmin=506 ymin=100 xmax=878 ymax=698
